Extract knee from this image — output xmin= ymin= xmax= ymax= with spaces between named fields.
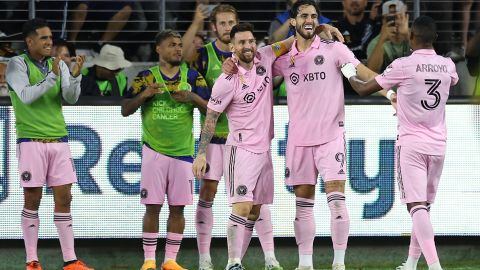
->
xmin=24 ymin=192 xmax=42 ymax=210
xmin=53 ymin=192 xmax=72 ymax=209
xmin=145 ymin=204 xmax=162 ymax=216
xmin=168 ymin=206 xmax=185 ymax=219
xmin=199 ymin=181 xmax=218 ymax=201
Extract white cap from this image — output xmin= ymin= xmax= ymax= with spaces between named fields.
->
xmin=93 ymin=44 xmax=132 ymax=70
xmin=382 ymin=0 xmax=406 ymax=15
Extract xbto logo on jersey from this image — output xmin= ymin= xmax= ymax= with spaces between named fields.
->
xmin=244 ymin=92 xmax=256 ymax=103
xmin=303 ymin=72 xmax=326 ymax=82
xmin=290 ymin=72 xmax=300 ymax=85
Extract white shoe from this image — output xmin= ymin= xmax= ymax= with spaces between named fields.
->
xmin=396 ymin=262 xmax=416 ymax=270
xmin=225 ymin=263 xmax=245 ymax=270
xmin=265 ymin=259 xmax=283 ymax=270
xmin=332 ymin=264 xmax=345 ymax=270
xmin=199 ymin=259 xmax=214 ymax=270
xmin=295 ymin=266 xmax=314 ymax=270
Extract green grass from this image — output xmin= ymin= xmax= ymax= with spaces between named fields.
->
xmin=0 ymin=239 xmax=479 ymax=270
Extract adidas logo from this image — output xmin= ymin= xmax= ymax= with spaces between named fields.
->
xmin=242 ymin=84 xmax=248 ymax=90
xmin=338 ymin=169 xmax=345 ymax=174
xmin=29 ymin=224 xmax=36 ymax=228
xmin=336 ymin=216 xmax=342 ymax=220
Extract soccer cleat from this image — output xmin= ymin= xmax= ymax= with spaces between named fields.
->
xmin=332 ymin=263 xmax=345 ymax=270
xmin=26 ymin=261 xmax=43 ymax=270
xmin=265 ymin=259 xmax=283 ymax=270
xmin=396 ymin=262 xmax=416 ymax=270
xmin=140 ymin=260 xmax=156 ymax=270
xmin=225 ymin=263 xmax=245 ymax=270
xmin=199 ymin=259 xmax=214 ymax=270
xmin=63 ymin=260 xmax=95 ymax=270
xmin=162 ymin=259 xmax=188 ymax=270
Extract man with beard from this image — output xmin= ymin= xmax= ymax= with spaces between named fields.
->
xmin=271 ymin=1 xmax=396 ymax=269
xmin=183 ymin=5 xmax=284 ymax=270
xmin=192 ymin=22 xmax=285 ymax=270
xmin=121 ymin=30 xmax=209 ymax=270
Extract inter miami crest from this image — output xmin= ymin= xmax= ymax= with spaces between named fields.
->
xmin=236 ymin=185 xmax=248 ymax=196
xmin=21 ymin=171 xmax=31 ymax=182
xmin=314 ymin=55 xmax=324 ymax=65
xmin=140 ymin=188 xmax=148 ymax=199
xmin=256 ymin=65 xmax=266 ymax=76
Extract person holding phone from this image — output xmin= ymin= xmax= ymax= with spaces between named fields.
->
xmin=366 ymin=0 xmax=410 ymax=73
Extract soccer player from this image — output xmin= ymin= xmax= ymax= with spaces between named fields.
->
xmin=345 ymin=16 xmax=458 ymax=270
xmin=183 ymin=5 xmax=283 ymax=270
xmin=271 ymin=1 xmax=395 ymax=269
xmin=6 ymin=18 xmax=93 ymax=270
xmin=192 ymin=22 xmax=293 ymax=270
xmin=121 ymin=30 xmax=209 ymax=270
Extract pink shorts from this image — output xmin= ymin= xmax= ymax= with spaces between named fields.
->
xmin=17 ymin=142 xmax=77 ymax=188
xmin=285 ymin=134 xmax=347 ymax=186
xmin=396 ymin=145 xmax=445 ymax=204
xmin=204 ymin=143 xmax=225 ymax=181
xmin=140 ymin=145 xmax=193 ymax=205
xmin=224 ymin=145 xmax=274 ymax=205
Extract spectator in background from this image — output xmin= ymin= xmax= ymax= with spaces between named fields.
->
xmin=367 ymin=0 xmax=410 ymax=73
xmin=335 ymin=0 xmax=381 ymax=62
xmin=69 ymin=1 xmax=133 ymax=51
xmin=268 ymin=0 xmax=331 ymax=43
xmin=52 ymin=39 xmax=76 ymax=68
xmin=466 ymin=30 xmax=480 ymax=96
xmin=0 ymin=32 xmax=18 ymax=58
xmin=0 ymin=61 xmax=7 ymax=96
xmin=80 ymin=44 xmax=131 ymax=96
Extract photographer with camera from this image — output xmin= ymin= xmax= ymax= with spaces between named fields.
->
xmin=366 ymin=0 xmax=410 ymax=73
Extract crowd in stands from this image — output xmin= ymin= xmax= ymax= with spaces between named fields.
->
xmin=0 ymin=0 xmax=479 ymax=98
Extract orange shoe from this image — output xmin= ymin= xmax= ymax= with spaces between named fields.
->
xmin=63 ymin=260 xmax=95 ymax=270
xmin=26 ymin=261 xmax=43 ymax=270
xmin=162 ymin=259 xmax=187 ymax=270
xmin=140 ymin=260 xmax=156 ymax=270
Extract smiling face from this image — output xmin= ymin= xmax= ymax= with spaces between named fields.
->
xmin=232 ymin=31 xmax=256 ymax=65
xmin=291 ymin=4 xmax=319 ymax=40
xmin=26 ymin=26 xmax=53 ymax=60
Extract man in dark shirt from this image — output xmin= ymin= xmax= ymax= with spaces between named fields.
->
xmin=335 ymin=0 xmax=381 ymax=95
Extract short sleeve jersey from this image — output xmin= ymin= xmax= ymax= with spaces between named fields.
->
xmin=125 ymin=66 xmax=209 ymax=156
xmin=207 ymin=46 xmax=278 ymax=153
xmin=375 ymin=49 xmax=459 ymax=155
xmin=273 ymin=36 xmax=360 ymax=146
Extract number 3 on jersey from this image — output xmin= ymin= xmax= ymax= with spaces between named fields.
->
xmin=421 ymin=79 xmax=441 ymax=110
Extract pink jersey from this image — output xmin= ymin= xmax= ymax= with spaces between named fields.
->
xmin=375 ymin=49 xmax=458 ymax=155
xmin=208 ymin=46 xmax=277 ymax=153
xmin=273 ymin=36 xmax=360 ymax=146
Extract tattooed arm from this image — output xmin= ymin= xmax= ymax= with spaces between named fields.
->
xmin=192 ymin=108 xmax=221 ymax=178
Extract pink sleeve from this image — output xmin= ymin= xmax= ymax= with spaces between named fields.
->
xmin=374 ymin=59 xmax=405 ymax=90
xmin=449 ymin=60 xmax=459 ymax=86
xmin=335 ymin=42 xmax=361 ymax=67
xmin=207 ymin=74 xmax=235 ymax=113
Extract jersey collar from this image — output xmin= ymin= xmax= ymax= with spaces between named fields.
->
xmin=289 ymin=35 xmax=321 ymax=57
xmin=412 ymin=49 xmax=436 ymax=55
